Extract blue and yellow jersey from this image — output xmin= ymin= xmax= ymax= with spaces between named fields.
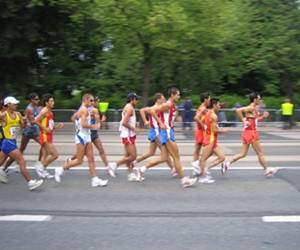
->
xmin=2 ymin=111 xmax=21 ymax=139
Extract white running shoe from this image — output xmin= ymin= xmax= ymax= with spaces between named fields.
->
xmin=28 ymin=179 xmax=44 ymax=190
xmin=0 ymin=167 xmax=8 ymax=183
xmin=91 ymin=176 xmax=108 ymax=187
xmin=137 ymin=166 xmax=146 ymax=182
xmin=43 ymin=170 xmax=54 ymax=179
xmin=265 ymin=167 xmax=278 ymax=177
xmin=107 ymin=162 xmax=117 ymax=178
xmin=198 ymin=176 xmax=215 ymax=184
xmin=221 ymin=161 xmax=230 ymax=175
xmin=55 ymin=167 xmax=64 ymax=183
xmin=191 ymin=160 xmax=200 ymax=176
xmin=181 ymin=176 xmax=197 ymax=188
xmin=205 ymin=168 xmax=211 ymax=176
xmin=128 ymin=172 xmax=139 ymax=182
xmin=35 ymin=161 xmax=45 ymax=178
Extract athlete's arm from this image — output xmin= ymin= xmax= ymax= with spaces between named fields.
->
xmin=139 ymin=107 xmax=150 ymax=127
xmin=70 ymin=111 xmax=78 ymax=122
xmin=150 ymin=102 xmax=170 ymax=129
xmin=80 ymin=108 xmax=100 ymax=130
xmin=194 ymin=107 xmax=205 ymax=129
xmin=100 ymin=113 xmax=107 ymax=122
xmin=93 ymin=108 xmax=101 ymax=128
xmin=54 ymin=122 xmax=64 ymax=129
xmin=24 ymin=108 xmax=35 ymax=125
xmin=17 ymin=112 xmax=26 ymax=128
xmin=236 ymin=105 xmax=253 ymax=122
xmin=0 ymin=112 xmax=7 ymax=127
xmin=257 ymin=111 xmax=269 ymax=122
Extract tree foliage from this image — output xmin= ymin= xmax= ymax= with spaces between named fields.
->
xmin=0 ymin=0 xmax=299 ymax=107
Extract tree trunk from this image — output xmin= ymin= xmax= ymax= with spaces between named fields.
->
xmin=142 ymin=43 xmax=151 ymax=106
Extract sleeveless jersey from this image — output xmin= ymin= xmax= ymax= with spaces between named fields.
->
xmin=25 ymin=104 xmax=41 ymax=126
xmin=195 ymin=105 xmax=207 ymax=130
xmin=119 ymin=106 xmax=136 ymax=138
xmin=159 ymin=101 xmax=176 ymax=129
xmin=204 ymin=110 xmax=218 ymax=142
xmin=244 ymin=108 xmax=259 ymax=130
xmin=3 ymin=111 xmax=21 ymax=139
xmin=75 ymin=106 xmax=91 ymax=136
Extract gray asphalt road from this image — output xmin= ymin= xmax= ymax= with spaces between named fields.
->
xmin=0 ymin=128 xmax=300 ymax=250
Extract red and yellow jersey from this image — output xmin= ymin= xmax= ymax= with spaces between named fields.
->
xmin=203 ymin=110 xmax=218 ymax=145
xmin=39 ymin=110 xmax=54 ymax=144
xmin=244 ymin=108 xmax=259 ymax=130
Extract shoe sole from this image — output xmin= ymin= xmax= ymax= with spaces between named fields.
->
xmin=29 ymin=181 xmax=44 ymax=191
xmin=182 ymin=179 xmax=197 ymax=188
xmin=0 ymin=173 xmax=8 ymax=183
xmin=91 ymin=182 xmax=108 ymax=187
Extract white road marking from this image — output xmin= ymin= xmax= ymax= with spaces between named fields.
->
xmin=262 ymin=216 xmax=300 ymax=223
xmin=19 ymin=166 xmax=300 ymax=171
xmin=21 ymin=155 xmax=300 ymax=161
xmin=0 ymin=215 xmax=52 ymax=222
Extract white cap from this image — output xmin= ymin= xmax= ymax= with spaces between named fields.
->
xmin=4 ymin=96 xmax=20 ymax=105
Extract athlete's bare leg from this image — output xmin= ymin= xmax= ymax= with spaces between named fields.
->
xmin=193 ymin=143 xmax=202 ymax=162
xmin=157 ymin=144 xmax=173 ymax=170
xmin=85 ymin=143 xmax=97 ymax=177
xmin=0 ymin=154 xmax=8 ymax=167
xmin=144 ymin=145 xmax=169 ymax=169
xmin=7 ymin=150 xmax=31 ymax=181
xmin=3 ymin=136 xmax=41 ymax=170
xmin=93 ymin=138 xmax=109 ymax=167
xmin=229 ymin=144 xmax=250 ymax=164
xmin=116 ymin=144 xmax=137 ymax=168
xmin=136 ymin=142 xmax=157 ymax=163
xmin=207 ymin=146 xmax=225 ymax=169
xmin=64 ymin=144 xmax=86 ymax=169
xmin=165 ymin=141 xmax=184 ymax=177
xmin=41 ymin=143 xmax=59 ymax=168
xmin=199 ymin=143 xmax=214 ymax=176
xmin=251 ymin=140 xmax=267 ymax=170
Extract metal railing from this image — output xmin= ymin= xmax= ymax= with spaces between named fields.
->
xmin=47 ymin=108 xmax=300 ymax=132
xmin=51 ymin=108 xmax=300 ymax=122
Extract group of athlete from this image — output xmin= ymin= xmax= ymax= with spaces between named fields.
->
xmin=0 ymin=87 xmax=278 ymax=191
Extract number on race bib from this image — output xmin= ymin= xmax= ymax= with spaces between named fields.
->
xmin=10 ymin=127 xmax=20 ymax=139
xmin=49 ymin=119 xmax=54 ymax=130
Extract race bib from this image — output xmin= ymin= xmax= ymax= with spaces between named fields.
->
xmin=10 ymin=126 xmax=20 ymax=139
xmin=49 ymin=119 xmax=54 ymax=130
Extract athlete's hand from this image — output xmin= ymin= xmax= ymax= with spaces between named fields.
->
xmin=134 ymin=127 xmax=140 ymax=134
xmin=242 ymin=118 xmax=249 ymax=128
xmin=221 ymin=128 xmax=230 ymax=133
xmin=44 ymin=127 xmax=52 ymax=133
xmin=55 ymin=122 xmax=64 ymax=129
xmin=263 ymin=111 xmax=269 ymax=118
xmin=93 ymin=123 xmax=101 ymax=130
xmin=159 ymin=122 xmax=166 ymax=130
xmin=101 ymin=115 xmax=107 ymax=122
xmin=143 ymin=120 xmax=150 ymax=128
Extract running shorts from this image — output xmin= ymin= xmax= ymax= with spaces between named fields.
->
xmin=159 ymin=128 xmax=175 ymax=145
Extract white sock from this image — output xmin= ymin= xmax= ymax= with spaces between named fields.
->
xmin=140 ymin=166 xmax=147 ymax=173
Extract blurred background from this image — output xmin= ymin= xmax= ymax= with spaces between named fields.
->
xmin=1 ymin=0 xmax=300 ymax=111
